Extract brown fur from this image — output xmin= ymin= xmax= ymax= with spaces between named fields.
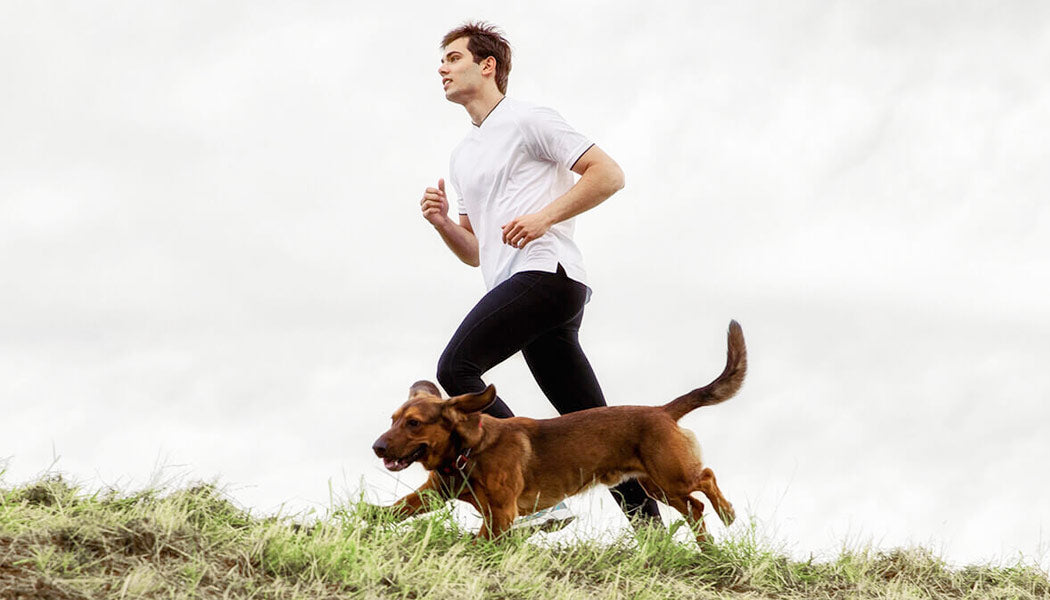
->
xmin=371 ymin=321 xmax=747 ymax=543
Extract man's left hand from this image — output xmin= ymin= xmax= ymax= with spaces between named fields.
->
xmin=501 ymin=212 xmax=552 ymax=248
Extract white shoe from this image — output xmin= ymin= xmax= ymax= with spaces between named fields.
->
xmin=510 ymin=501 xmax=575 ymax=532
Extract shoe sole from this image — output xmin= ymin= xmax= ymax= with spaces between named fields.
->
xmin=510 ymin=515 xmax=577 ymax=535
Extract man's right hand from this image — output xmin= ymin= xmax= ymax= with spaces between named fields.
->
xmin=421 ymin=178 xmax=450 ymax=227
xmin=419 ymin=178 xmax=480 ymax=267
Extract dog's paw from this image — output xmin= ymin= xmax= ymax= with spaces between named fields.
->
xmin=718 ymin=502 xmax=736 ymax=526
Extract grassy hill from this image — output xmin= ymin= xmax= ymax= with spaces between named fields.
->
xmin=1 ymin=476 xmax=1047 ymax=599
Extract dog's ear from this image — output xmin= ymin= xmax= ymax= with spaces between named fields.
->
xmin=409 ymin=380 xmax=442 ymax=400
xmin=443 ymin=387 xmax=490 ymax=449
xmin=446 ymin=384 xmax=496 ymax=414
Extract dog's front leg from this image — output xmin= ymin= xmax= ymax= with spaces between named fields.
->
xmin=477 ymin=501 xmax=517 ymax=540
xmin=469 ymin=475 xmax=523 ymax=540
xmin=383 ymin=472 xmax=450 ymax=521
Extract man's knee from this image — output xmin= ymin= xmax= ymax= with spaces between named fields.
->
xmin=436 ymin=350 xmax=472 ymax=396
xmin=435 ymin=361 xmax=456 ymax=396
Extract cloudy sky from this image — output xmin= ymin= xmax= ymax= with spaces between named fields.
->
xmin=3 ymin=1 xmax=1048 ymax=568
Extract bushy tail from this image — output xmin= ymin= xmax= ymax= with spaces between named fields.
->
xmin=663 ymin=320 xmax=747 ymax=421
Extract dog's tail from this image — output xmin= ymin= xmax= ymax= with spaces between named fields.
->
xmin=662 ymin=320 xmax=747 ymax=421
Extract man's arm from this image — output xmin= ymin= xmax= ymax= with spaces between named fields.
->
xmin=500 ymin=145 xmax=624 ymax=248
xmin=421 ymin=178 xmax=480 ymax=267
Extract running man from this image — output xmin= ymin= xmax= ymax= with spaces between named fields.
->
xmin=419 ymin=21 xmax=661 ymax=526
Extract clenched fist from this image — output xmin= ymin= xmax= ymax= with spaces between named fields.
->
xmin=420 ymin=179 xmax=450 ymax=227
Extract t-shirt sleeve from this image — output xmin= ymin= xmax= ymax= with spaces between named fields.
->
xmin=449 ymin=157 xmax=468 ymax=215
xmin=520 ymin=106 xmax=594 ymax=171
xmin=455 ymin=182 xmax=467 ymax=216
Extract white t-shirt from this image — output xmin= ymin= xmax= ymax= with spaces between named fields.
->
xmin=450 ymin=97 xmax=594 ymax=291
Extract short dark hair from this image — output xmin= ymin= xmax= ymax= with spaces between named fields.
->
xmin=441 ymin=21 xmax=512 ymax=94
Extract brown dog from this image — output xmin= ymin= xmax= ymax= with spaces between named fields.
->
xmin=372 ymin=320 xmax=746 ymax=543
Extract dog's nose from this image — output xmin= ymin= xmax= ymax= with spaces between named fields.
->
xmin=372 ymin=438 xmax=387 ymax=458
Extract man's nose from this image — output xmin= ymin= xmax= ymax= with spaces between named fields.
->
xmin=372 ymin=437 xmax=388 ymax=458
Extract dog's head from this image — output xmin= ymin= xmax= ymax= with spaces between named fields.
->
xmin=371 ymin=381 xmax=495 ymax=472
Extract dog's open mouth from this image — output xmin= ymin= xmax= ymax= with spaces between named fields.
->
xmin=383 ymin=444 xmax=427 ymax=472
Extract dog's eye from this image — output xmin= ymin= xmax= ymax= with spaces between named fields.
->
xmin=407 ymin=419 xmax=421 ymax=428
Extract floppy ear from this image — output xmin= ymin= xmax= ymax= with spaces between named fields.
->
xmin=446 ymin=384 xmax=496 ymax=414
xmin=409 ymin=380 xmax=442 ymax=400
xmin=444 ymin=386 xmax=493 ymax=449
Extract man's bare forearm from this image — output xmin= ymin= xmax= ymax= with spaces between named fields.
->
xmin=433 ymin=217 xmax=480 ymax=267
xmin=420 ymin=178 xmax=480 ymax=267
xmin=500 ymin=147 xmax=625 ymax=249
xmin=539 ymin=160 xmax=625 ymax=226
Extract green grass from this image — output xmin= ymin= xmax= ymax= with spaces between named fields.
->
xmin=1 ymin=475 xmax=1047 ymax=599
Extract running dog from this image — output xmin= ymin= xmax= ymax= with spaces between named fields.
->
xmin=371 ymin=320 xmax=746 ymax=543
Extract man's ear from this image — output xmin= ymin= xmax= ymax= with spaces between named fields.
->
xmin=481 ymin=55 xmax=497 ymax=75
xmin=446 ymin=384 xmax=496 ymax=414
xmin=409 ymin=380 xmax=442 ymax=400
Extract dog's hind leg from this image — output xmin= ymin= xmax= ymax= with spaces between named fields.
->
xmin=636 ymin=477 xmax=710 ymax=545
xmin=695 ymin=467 xmax=735 ymax=526
xmin=682 ymin=495 xmax=710 ymax=544
xmin=641 ymin=431 xmax=735 ymax=529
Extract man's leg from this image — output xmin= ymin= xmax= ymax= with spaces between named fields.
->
xmin=436 ymin=270 xmax=586 ymax=418
xmin=520 ymin=298 xmax=662 ymax=525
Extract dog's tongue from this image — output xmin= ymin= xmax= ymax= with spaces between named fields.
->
xmin=384 ymin=457 xmax=409 ymax=472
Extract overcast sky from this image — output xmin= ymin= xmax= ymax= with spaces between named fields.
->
xmin=3 ymin=1 xmax=1048 ymax=569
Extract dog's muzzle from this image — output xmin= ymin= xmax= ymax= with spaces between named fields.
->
xmin=372 ymin=436 xmax=426 ymax=472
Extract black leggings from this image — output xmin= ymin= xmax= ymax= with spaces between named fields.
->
xmin=437 ymin=265 xmax=661 ymax=524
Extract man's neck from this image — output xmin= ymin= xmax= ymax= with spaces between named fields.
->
xmin=462 ymin=89 xmax=506 ymax=127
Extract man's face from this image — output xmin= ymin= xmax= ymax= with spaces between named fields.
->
xmin=438 ymin=37 xmax=487 ymax=103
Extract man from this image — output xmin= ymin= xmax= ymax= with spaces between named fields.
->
xmin=419 ymin=21 xmax=661 ymax=526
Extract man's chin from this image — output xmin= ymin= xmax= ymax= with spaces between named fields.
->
xmin=444 ymin=89 xmax=467 ymax=104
